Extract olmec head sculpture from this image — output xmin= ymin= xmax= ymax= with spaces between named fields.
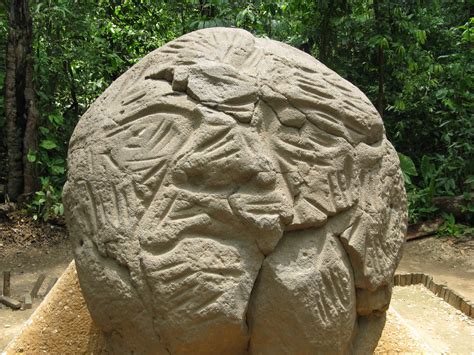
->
xmin=64 ymin=28 xmax=407 ymax=354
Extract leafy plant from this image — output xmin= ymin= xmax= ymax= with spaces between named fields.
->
xmin=1 ymin=1 xmax=471 ymax=228
xmin=399 ymin=153 xmax=441 ymax=223
xmin=437 ymin=212 xmax=474 ymax=237
xmin=28 ymin=176 xmax=64 ymax=221
xmin=398 ymin=153 xmax=417 ymax=185
xmin=26 ymin=111 xmax=67 ymax=221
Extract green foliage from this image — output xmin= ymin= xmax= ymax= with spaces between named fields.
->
xmin=29 ymin=176 xmax=63 ymax=222
xmin=27 ymin=110 xmax=67 ymax=221
xmin=438 ymin=213 xmax=474 ymax=238
xmin=401 ymin=154 xmax=439 ymax=223
xmin=398 ymin=153 xmax=418 ymax=185
xmin=1 ymin=1 xmax=472 ymax=229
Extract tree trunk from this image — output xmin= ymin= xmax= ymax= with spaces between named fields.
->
xmin=376 ymin=45 xmax=384 ymax=117
xmin=23 ymin=42 xmax=39 ymax=197
xmin=318 ymin=1 xmax=334 ymax=65
xmin=4 ymin=0 xmax=38 ymax=202
xmin=373 ymin=0 xmax=385 ymax=117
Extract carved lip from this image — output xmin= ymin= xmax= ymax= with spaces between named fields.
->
xmin=228 ymin=192 xmax=293 ymax=229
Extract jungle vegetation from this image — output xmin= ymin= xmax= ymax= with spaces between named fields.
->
xmin=0 ymin=0 xmax=472 ymax=232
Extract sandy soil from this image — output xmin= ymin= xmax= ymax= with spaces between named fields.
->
xmin=3 ymin=262 xmax=105 ymax=354
xmin=375 ymin=307 xmax=432 ymax=353
xmin=390 ymin=284 xmax=474 ymax=353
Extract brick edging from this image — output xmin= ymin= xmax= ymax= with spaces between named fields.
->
xmin=394 ymin=273 xmax=474 ymax=318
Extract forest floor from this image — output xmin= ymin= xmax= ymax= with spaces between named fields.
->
xmin=398 ymin=233 xmax=474 ymax=300
xmin=0 ymin=212 xmax=72 ymax=350
xmin=0 ymin=211 xmax=473 ymax=351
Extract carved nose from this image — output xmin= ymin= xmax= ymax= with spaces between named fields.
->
xmin=172 ymin=127 xmax=277 ymax=190
xmin=255 ymin=171 xmax=276 ymax=188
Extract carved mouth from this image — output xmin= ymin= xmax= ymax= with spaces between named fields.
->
xmin=227 ymin=192 xmax=293 ymax=231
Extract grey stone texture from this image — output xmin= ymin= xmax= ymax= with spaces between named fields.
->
xmin=63 ymin=28 xmax=407 ymax=354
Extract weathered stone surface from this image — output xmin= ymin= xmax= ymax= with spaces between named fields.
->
xmin=63 ymin=27 xmax=407 ymax=354
xmin=248 ymin=225 xmax=356 ymax=354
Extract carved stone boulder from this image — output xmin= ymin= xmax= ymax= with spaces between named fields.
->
xmin=63 ymin=28 xmax=407 ymax=354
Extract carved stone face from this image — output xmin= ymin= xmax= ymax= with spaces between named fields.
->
xmin=64 ymin=28 xmax=407 ymax=354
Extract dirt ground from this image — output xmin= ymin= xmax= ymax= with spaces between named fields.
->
xmin=398 ymin=235 xmax=474 ymax=300
xmin=390 ymin=284 xmax=474 ymax=353
xmin=3 ymin=262 xmax=105 ymax=354
xmin=1 ymin=212 xmax=473 ymax=352
xmin=0 ymin=212 xmax=73 ymax=350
